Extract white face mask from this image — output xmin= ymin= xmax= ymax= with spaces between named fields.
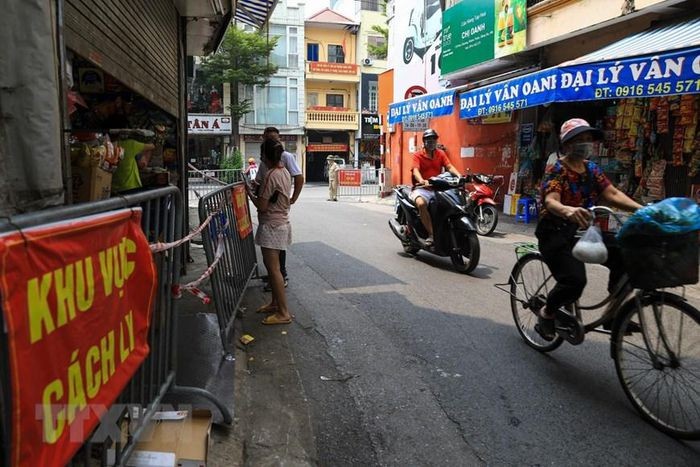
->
xmin=570 ymin=142 xmax=596 ymax=159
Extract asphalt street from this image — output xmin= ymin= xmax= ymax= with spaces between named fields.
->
xmin=245 ymin=183 xmax=700 ymax=466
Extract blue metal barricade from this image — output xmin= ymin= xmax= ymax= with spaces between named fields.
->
xmin=198 ymin=182 xmax=258 ymax=356
xmin=0 ymin=186 xmax=230 ymax=467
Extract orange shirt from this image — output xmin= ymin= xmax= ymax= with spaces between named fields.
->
xmin=411 ymin=148 xmax=450 ymax=180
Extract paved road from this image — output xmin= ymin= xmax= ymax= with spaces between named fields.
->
xmin=261 ymin=184 xmax=700 ymax=466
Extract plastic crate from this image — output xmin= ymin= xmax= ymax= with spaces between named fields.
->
xmin=620 ymin=231 xmax=699 ymax=289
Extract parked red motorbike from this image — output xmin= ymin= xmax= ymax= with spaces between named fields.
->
xmin=463 ymin=173 xmax=503 ymax=236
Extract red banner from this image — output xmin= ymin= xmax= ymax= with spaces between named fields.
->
xmin=232 ymin=185 xmax=253 ymax=238
xmin=339 ymin=169 xmax=362 ymax=186
xmin=0 ymin=209 xmax=157 ymax=467
xmin=306 ymin=144 xmax=349 ymax=153
xmin=309 ymin=62 xmax=358 ymax=75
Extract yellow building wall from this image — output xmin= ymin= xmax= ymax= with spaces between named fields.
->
xmin=306 ymin=83 xmax=357 ymax=110
xmin=528 ymin=0 xmax=669 ymax=47
xmin=305 ymin=25 xmax=357 ymax=64
xmin=357 ymin=10 xmax=388 ymax=71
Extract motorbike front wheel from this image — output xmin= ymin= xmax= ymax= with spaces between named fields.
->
xmin=403 ymin=37 xmax=414 ymax=64
xmin=475 ymin=205 xmax=498 ymax=236
xmin=451 ymin=231 xmax=480 ymax=274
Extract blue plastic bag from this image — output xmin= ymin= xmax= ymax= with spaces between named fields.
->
xmin=617 ymin=197 xmax=700 ymax=239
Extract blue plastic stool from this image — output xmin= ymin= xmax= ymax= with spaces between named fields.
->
xmin=516 ymin=197 xmax=538 ymax=224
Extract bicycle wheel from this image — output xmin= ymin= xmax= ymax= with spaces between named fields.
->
xmin=510 ymin=253 xmax=563 ymax=352
xmin=613 ymin=292 xmax=700 ymax=439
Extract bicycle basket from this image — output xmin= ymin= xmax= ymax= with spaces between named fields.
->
xmin=620 ymin=231 xmax=699 ymax=289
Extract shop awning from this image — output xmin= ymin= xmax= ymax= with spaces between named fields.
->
xmin=458 ymin=18 xmax=700 ymax=120
xmin=235 ymin=0 xmax=278 ymax=28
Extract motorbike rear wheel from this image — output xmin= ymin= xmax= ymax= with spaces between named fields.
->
xmin=475 ymin=205 xmax=498 ymax=236
xmin=451 ymin=232 xmax=480 ymax=274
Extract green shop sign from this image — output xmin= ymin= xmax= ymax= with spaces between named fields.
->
xmin=441 ymin=0 xmax=527 ymax=75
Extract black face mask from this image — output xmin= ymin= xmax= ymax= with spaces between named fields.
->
xmin=570 ymin=142 xmax=595 ymax=160
xmin=425 ymin=140 xmax=437 ymax=151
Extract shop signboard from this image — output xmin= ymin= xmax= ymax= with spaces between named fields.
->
xmin=403 ymin=116 xmax=430 ymax=132
xmin=361 ymin=114 xmax=382 ymax=139
xmin=243 ymin=134 xmax=298 ymax=142
xmin=388 ymin=89 xmax=456 ymax=124
xmin=339 ymin=169 xmax=362 ymax=186
xmin=187 ymin=114 xmax=232 ymax=134
xmin=309 ymin=62 xmax=358 ymax=75
xmin=441 ymin=0 xmax=527 ymax=75
xmin=0 ymin=209 xmax=157 ymax=467
xmin=459 ymin=47 xmax=700 ymax=119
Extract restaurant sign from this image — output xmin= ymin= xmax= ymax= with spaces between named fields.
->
xmin=187 ymin=114 xmax=232 ymax=134
xmin=459 ymin=47 xmax=700 ymax=119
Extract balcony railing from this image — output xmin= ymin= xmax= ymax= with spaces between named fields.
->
xmin=306 ymin=110 xmax=359 ymax=129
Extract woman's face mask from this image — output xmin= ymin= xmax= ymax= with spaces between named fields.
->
xmin=425 ymin=139 xmax=438 ymax=151
xmin=570 ymin=142 xmax=596 ymax=159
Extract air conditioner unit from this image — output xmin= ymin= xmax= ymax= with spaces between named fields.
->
xmin=362 ymin=58 xmax=373 ymax=66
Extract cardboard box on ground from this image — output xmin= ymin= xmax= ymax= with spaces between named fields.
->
xmin=106 ymin=410 xmax=212 ymax=467
xmin=70 ymin=132 xmax=122 ymax=202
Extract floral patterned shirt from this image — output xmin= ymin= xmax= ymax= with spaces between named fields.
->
xmin=540 ymin=159 xmax=611 ymax=219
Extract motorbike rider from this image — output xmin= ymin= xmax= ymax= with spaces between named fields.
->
xmin=411 ymin=128 xmax=462 ymax=246
xmin=535 ymin=118 xmax=641 ymax=341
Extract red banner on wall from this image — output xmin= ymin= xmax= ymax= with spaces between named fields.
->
xmin=309 ymin=62 xmax=358 ymax=75
xmin=232 ymin=185 xmax=253 ymax=238
xmin=0 ymin=209 xmax=157 ymax=467
xmin=339 ymin=169 xmax=362 ymax=186
xmin=306 ymin=144 xmax=349 ymax=153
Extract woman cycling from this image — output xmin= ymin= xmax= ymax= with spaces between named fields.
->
xmin=535 ymin=118 xmax=642 ymax=341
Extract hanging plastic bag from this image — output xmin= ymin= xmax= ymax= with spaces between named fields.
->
xmin=617 ymin=197 xmax=700 ymax=239
xmin=573 ymin=225 xmax=608 ymax=264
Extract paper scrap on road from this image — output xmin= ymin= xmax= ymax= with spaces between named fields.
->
xmin=240 ymin=334 xmax=255 ymax=345
xmin=320 ymin=374 xmax=356 ymax=382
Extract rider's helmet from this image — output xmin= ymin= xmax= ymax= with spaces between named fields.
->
xmin=423 ymin=128 xmax=439 ymax=140
xmin=559 ymin=118 xmax=603 ymax=144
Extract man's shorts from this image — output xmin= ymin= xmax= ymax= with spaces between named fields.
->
xmin=409 ymin=187 xmax=435 ymax=204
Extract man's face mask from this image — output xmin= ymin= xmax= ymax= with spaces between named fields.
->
xmin=425 ymin=139 xmax=438 ymax=151
xmin=570 ymin=142 xmax=596 ymax=159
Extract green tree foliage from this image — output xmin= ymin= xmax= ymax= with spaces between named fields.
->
xmin=367 ymin=1 xmax=388 ymax=60
xmin=219 ymin=148 xmax=244 ymax=182
xmin=368 ymin=25 xmax=388 ymax=60
xmin=200 ymin=27 xmax=278 ymax=145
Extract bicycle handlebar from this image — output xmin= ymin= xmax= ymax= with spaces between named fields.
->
xmin=587 ymin=206 xmax=627 ymax=226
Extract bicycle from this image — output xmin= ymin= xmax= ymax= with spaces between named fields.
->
xmin=496 ymin=206 xmax=700 ymax=439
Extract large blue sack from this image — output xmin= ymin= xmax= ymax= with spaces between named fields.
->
xmin=617 ymin=197 xmax=700 ymax=239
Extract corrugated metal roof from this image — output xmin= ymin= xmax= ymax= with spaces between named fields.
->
xmin=565 ymin=17 xmax=700 ymax=65
xmin=235 ymin=0 xmax=276 ymax=28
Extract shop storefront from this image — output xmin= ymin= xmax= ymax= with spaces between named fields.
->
xmin=360 ymin=113 xmax=382 ymax=172
xmin=456 ymin=18 xmax=700 ymax=208
xmin=187 ymin=114 xmax=232 ymax=168
xmin=305 ymin=131 xmax=351 ymax=182
xmin=387 ymin=89 xmax=518 ymax=200
xmin=63 ymin=0 xmax=186 ymax=201
xmin=241 ymin=134 xmax=301 ymax=165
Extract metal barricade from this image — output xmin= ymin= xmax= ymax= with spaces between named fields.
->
xmin=198 ymin=182 xmax=258 ymax=356
xmin=0 ymin=187 xmax=230 ymax=467
xmin=337 ymin=166 xmax=382 ymax=199
xmin=188 ymin=168 xmax=244 ymax=204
